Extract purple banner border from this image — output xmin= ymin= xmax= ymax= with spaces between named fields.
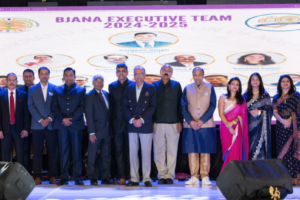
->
xmin=0 ymin=3 xmax=300 ymax=12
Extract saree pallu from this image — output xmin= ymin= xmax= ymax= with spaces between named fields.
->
xmin=273 ymin=91 xmax=300 ymax=183
xmin=245 ymin=92 xmax=273 ymax=160
xmin=220 ymin=99 xmax=249 ymax=172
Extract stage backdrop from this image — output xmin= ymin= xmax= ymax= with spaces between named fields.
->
xmin=1 ymin=4 xmax=300 ymax=121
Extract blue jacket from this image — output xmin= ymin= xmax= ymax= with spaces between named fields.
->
xmin=117 ymin=41 xmax=171 ymax=48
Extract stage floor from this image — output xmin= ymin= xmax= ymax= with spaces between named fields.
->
xmin=27 ymin=180 xmax=300 ymax=200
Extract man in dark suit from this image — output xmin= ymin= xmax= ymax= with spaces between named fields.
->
xmin=0 ymin=73 xmax=30 ymax=165
xmin=85 ymin=75 xmax=117 ymax=186
xmin=19 ymin=68 xmax=35 ymax=174
xmin=117 ymin=32 xmax=171 ymax=48
xmin=166 ymin=55 xmax=206 ymax=67
xmin=28 ymin=67 xmax=58 ymax=185
xmin=123 ymin=66 xmax=156 ymax=187
xmin=52 ymin=67 xmax=86 ymax=186
xmin=109 ymin=64 xmax=134 ymax=185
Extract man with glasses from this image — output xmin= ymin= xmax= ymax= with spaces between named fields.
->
xmin=152 ymin=64 xmax=183 ymax=185
xmin=123 ymin=66 xmax=156 ymax=187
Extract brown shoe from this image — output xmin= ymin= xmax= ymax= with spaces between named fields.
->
xmin=49 ymin=177 xmax=58 ymax=184
xmin=35 ymin=177 xmax=42 ymax=185
xmin=118 ymin=178 xmax=126 ymax=185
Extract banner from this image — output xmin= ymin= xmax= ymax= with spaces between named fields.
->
xmin=1 ymin=4 xmax=300 ymax=121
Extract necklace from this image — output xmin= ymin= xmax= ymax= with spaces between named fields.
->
xmin=253 ymin=91 xmax=259 ymax=94
xmin=282 ymin=92 xmax=288 ymax=103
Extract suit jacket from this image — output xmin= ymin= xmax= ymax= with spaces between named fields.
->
xmin=0 ymin=89 xmax=30 ymax=134
xmin=123 ymin=82 xmax=156 ymax=133
xmin=108 ymin=79 xmax=134 ymax=134
xmin=117 ymin=41 xmax=171 ymax=48
xmin=28 ymin=82 xmax=56 ymax=130
xmin=84 ymin=89 xmax=111 ymax=139
xmin=165 ymin=61 xmax=207 ymax=67
xmin=51 ymin=83 xmax=86 ymax=130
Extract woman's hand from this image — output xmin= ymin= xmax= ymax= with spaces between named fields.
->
xmin=250 ymin=109 xmax=260 ymax=117
xmin=226 ymin=121 xmax=234 ymax=129
xmin=229 ymin=127 xmax=235 ymax=135
xmin=282 ymin=118 xmax=292 ymax=129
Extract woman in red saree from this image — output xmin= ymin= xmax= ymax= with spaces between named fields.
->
xmin=218 ymin=77 xmax=249 ymax=172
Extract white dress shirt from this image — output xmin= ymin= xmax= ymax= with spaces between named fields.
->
xmin=136 ymin=40 xmax=155 ymax=48
xmin=181 ymin=62 xmax=195 ymax=67
xmin=39 ymin=83 xmax=52 ymax=123
xmin=8 ymin=89 xmax=16 ymax=116
xmin=129 ymin=83 xmax=144 ymax=124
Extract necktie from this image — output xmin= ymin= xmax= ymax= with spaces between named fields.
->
xmin=10 ymin=92 xmax=15 ymax=124
xmin=99 ymin=91 xmax=107 ymax=108
xmin=143 ymin=42 xmax=151 ymax=48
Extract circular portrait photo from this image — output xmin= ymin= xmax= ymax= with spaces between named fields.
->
xmin=0 ymin=75 xmax=25 ymax=88
xmin=156 ymin=53 xmax=215 ymax=68
xmin=50 ymin=75 xmax=93 ymax=90
xmin=263 ymin=73 xmax=300 ymax=87
xmin=88 ymin=53 xmax=146 ymax=68
xmin=17 ymin=54 xmax=75 ymax=68
xmin=130 ymin=74 xmax=176 ymax=84
xmin=198 ymin=73 xmax=248 ymax=87
xmin=110 ymin=31 xmax=178 ymax=48
xmin=227 ymin=52 xmax=286 ymax=66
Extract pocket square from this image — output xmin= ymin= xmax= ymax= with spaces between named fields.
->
xmin=49 ymin=92 xmax=53 ymax=96
xmin=145 ymin=91 xmax=149 ymax=96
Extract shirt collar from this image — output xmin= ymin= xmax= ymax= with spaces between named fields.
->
xmin=118 ymin=78 xmax=128 ymax=85
xmin=8 ymin=89 xmax=16 ymax=94
xmin=136 ymin=40 xmax=155 ymax=48
xmin=40 ymin=82 xmax=48 ymax=88
xmin=94 ymin=89 xmax=102 ymax=93
xmin=64 ymin=83 xmax=76 ymax=91
xmin=136 ymin=82 xmax=144 ymax=89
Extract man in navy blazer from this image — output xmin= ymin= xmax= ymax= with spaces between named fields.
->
xmin=28 ymin=67 xmax=58 ymax=185
xmin=51 ymin=67 xmax=86 ymax=186
xmin=123 ymin=66 xmax=156 ymax=187
xmin=117 ymin=32 xmax=171 ymax=48
xmin=0 ymin=73 xmax=30 ymax=165
xmin=85 ymin=74 xmax=117 ymax=186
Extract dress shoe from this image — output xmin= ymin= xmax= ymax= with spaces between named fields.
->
xmin=101 ymin=178 xmax=118 ymax=185
xmin=126 ymin=181 xmax=139 ymax=186
xmin=75 ymin=180 xmax=84 ymax=185
xmin=49 ymin=177 xmax=58 ymax=184
xmin=166 ymin=179 xmax=173 ymax=184
xmin=118 ymin=178 xmax=126 ymax=185
xmin=34 ymin=177 xmax=42 ymax=185
xmin=57 ymin=179 xmax=68 ymax=186
xmin=158 ymin=179 xmax=166 ymax=185
xmin=144 ymin=181 xmax=152 ymax=187
xmin=90 ymin=178 xmax=98 ymax=186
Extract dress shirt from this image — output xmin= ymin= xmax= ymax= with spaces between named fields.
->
xmin=8 ymin=89 xmax=16 ymax=116
xmin=38 ymin=83 xmax=52 ymax=123
xmin=129 ymin=83 xmax=144 ymax=124
xmin=181 ymin=62 xmax=194 ymax=67
xmin=136 ymin=40 xmax=155 ymax=48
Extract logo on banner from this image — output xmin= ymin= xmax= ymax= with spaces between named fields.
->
xmin=0 ymin=18 xmax=39 ymax=33
xmin=246 ymin=13 xmax=300 ymax=31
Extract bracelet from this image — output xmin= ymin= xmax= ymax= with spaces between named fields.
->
xmin=258 ymin=110 xmax=261 ymax=116
xmin=233 ymin=120 xmax=237 ymax=125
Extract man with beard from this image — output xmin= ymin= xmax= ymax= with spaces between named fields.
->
xmin=166 ymin=55 xmax=206 ymax=67
xmin=152 ymin=64 xmax=183 ymax=184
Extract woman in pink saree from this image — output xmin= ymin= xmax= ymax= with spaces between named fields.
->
xmin=218 ymin=77 xmax=249 ymax=172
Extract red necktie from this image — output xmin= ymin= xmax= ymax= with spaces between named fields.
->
xmin=99 ymin=91 xmax=107 ymax=107
xmin=10 ymin=92 xmax=15 ymax=124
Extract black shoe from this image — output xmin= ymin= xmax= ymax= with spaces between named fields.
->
xmin=166 ymin=179 xmax=173 ymax=184
xmin=75 ymin=180 xmax=84 ymax=185
xmin=101 ymin=178 xmax=118 ymax=185
xmin=158 ymin=179 xmax=166 ymax=185
xmin=57 ymin=179 xmax=68 ymax=186
xmin=90 ymin=178 xmax=98 ymax=186
xmin=144 ymin=181 xmax=152 ymax=187
xmin=126 ymin=181 xmax=139 ymax=186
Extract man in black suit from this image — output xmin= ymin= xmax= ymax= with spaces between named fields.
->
xmin=123 ymin=66 xmax=156 ymax=187
xmin=0 ymin=73 xmax=30 ymax=165
xmin=109 ymin=64 xmax=134 ymax=185
xmin=85 ymin=75 xmax=117 ymax=186
xmin=18 ymin=69 xmax=35 ymax=174
xmin=166 ymin=55 xmax=206 ymax=67
xmin=52 ymin=67 xmax=86 ymax=186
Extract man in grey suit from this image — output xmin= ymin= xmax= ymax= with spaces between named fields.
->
xmin=28 ymin=67 xmax=58 ymax=185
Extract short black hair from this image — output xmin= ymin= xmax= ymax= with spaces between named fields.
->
xmin=104 ymin=54 xmax=128 ymax=59
xmin=7 ymin=73 xmax=17 ymax=80
xmin=34 ymin=55 xmax=52 ymax=59
xmin=192 ymin=67 xmax=204 ymax=75
xmin=38 ymin=66 xmax=50 ymax=74
xmin=63 ymin=67 xmax=76 ymax=76
xmin=134 ymin=32 xmax=157 ymax=37
xmin=23 ymin=69 xmax=34 ymax=76
xmin=116 ymin=63 xmax=128 ymax=71
xmin=205 ymin=75 xmax=228 ymax=79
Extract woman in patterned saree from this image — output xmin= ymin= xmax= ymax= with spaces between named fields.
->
xmin=218 ymin=77 xmax=249 ymax=172
xmin=243 ymin=73 xmax=273 ymax=160
xmin=273 ymin=74 xmax=300 ymax=185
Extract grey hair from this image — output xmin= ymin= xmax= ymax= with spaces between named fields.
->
xmin=160 ymin=64 xmax=173 ymax=72
xmin=134 ymin=65 xmax=146 ymax=73
xmin=93 ymin=74 xmax=104 ymax=83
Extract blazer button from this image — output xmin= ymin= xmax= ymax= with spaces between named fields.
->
xmin=67 ymin=109 xmax=69 ymax=110
xmin=143 ymin=109 xmax=144 ymax=111
xmin=130 ymin=108 xmax=132 ymax=110
xmin=129 ymin=100 xmax=131 ymax=102
xmin=145 ymin=101 xmax=147 ymax=103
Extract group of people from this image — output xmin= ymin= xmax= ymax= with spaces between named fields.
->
xmin=0 ymin=64 xmax=299 ymax=188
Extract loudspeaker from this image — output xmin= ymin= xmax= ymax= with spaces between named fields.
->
xmin=0 ymin=162 xmax=35 ymax=200
xmin=216 ymin=159 xmax=293 ymax=200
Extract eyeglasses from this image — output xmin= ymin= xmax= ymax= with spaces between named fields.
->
xmin=162 ymin=70 xmax=172 ymax=73
xmin=134 ymin=73 xmax=145 ymax=76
